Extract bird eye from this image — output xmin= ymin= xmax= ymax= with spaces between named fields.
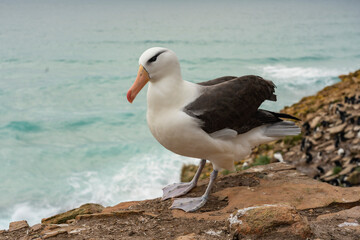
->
xmin=147 ymin=50 xmax=166 ymax=64
xmin=148 ymin=55 xmax=158 ymax=63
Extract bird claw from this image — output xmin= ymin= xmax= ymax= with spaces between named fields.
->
xmin=170 ymin=197 xmax=207 ymax=212
xmin=162 ymin=182 xmax=195 ymax=200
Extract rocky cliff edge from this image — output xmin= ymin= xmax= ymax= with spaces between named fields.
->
xmin=1 ymin=163 xmax=360 ymax=239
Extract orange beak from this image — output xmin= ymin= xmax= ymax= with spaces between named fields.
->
xmin=127 ymin=65 xmax=150 ymax=103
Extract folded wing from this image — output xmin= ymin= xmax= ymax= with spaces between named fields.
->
xmin=184 ymin=75 xmax=291 ymax=134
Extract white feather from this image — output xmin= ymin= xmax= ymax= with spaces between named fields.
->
xmin=210 ymin=129 xmax=238 ymax=139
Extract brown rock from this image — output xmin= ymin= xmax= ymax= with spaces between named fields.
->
xmin=327 ymin=123 xmax=347 ymax=134
xmin=43 ymin=228 xmax=67 ymax=239
xmin=352 ymin=77 xmax=360 ymax=83
xmin=313 ymin=131 xmax=323 ymax=140
xmin=66 ymin=219 xmax=76 ymax=224
xmin=228 ymin=204 xmax=311 ymax=238
xmin=350 ymin=144 xmax=360 ymax=154
xmin=68 ymin=227 xmax=87 ymax=234
xmin=312 ymin=206 xmax=360 ymax=240
xmin=75 ymin=210 xmax=145 ymax=221
xmin=331 ymin=155 xmax=341 ymax=163
xmin=30 ymin=223 xmax=42 ymax=232
xmin=317 ymin=206 xmax=360 ymax=221
xmin=310 ymin=116 xmax=322 ymax=129
xmin=353 ymin=105 xmax=360 ymax=110
xmin=324 ymin=132 xmax=331 ymax=140
xmin=18 ymin=236 xmax=31 ymax=240
xmin=338 ymin=165 xmax=356 ymax=176
xmin=347 ymin=171 xmax=360 ymax=185
xmin=102 ymin=201 xmax=140 ymax=213
xmin=344 ymin=131 xmax=355 ymax=139
xmin=9 ymin=220 xmax=29 ymax=232
xmin=43 ymin=224 xmax=60 ymax=231
xmin=324 ymin=144 xmax=335 ymax=153
xmin=284 ymin=151 xmax=295 ymax=158
xmin=345 ymin=125 xmax=353 ymax=132
xmin=315 ymin=140 xmax=332 ymax=150
xmin=42 ymin=203 xmax=104 ymax=224
xmin=176 ymin=233 xmax=203 ymax=240
xmin=305 ymin=113 xmax=316 ymax=122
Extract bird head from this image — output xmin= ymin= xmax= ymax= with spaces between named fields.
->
xmin=127 ymin=47 xmax=180 ymax=103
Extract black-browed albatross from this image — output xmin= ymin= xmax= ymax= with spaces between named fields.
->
xmin=127 ymin=47 xmax=300 ymax=212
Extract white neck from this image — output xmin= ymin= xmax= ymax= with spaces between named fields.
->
xmin=147 ymin=75 xmax=200 ymax=113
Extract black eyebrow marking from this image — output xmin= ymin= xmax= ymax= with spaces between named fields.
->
xmin=147 ymin=50 xmax=167 ymax=63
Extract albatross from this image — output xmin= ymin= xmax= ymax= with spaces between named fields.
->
xmin=127 ymin=47 xmax=300 ymax=212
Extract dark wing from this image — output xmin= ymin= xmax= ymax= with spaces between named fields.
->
xmin=236 ymin=109 xmax=300 ymax=133
xmin=184 ymin=75 xmax=280 ymax=134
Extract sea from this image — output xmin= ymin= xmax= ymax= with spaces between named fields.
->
xmin=0 ymin=0 xmax=359 ymax=229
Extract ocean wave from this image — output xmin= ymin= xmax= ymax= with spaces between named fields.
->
xmin=141 ymin=40 xmax=181 ymax=44
xmin=3 ymin=58 xmax=20 ymax=63
xmin=0 ymin=202 xmax=60 ymax=230
xmin=190 ymin=55 xmax=332 ymax=66
xmin=53 ymin=59 xmax=117 ymax=65
xmin=259 ymin=65 xmax=345 ymax=83
xmin=4 ymin=121 xmax=42 ymax=133
xmin=135 ymin=40 xmax=232 ymax=45
xmin=264 ymin=56 xmax=331 ymax=63
xmin=1 ymin=59 xmax=32 ymax=64
xmin=63 ymin=117 xmax=102 ymax=129
xmin=66 ymin=152 xmax=196 ymax=205
xmin=0 ymin=151 xmax=195 ymax=230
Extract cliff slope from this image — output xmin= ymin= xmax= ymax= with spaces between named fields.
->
xmin=1 ymin=163 xmax=360 ymax=239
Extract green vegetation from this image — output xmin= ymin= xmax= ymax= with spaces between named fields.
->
xmin=333 ymin=166 xmax=342 ymax=175
xmin=283 ymin=133 xmax=303 ymax=146
xmin=253 ymin=155 xmax=271 ymax=166
xmin=221 ymin=169 xmax=231 ymax=175
xmin=258 ymin=144 xmax=274 ymax=151
xmin=242 ymin=165 xmax=251 ymax=170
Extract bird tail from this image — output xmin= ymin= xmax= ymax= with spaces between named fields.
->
xmin=264 ymin=121 xmax=301 ymax=137
xmin=267 ymin=111 xmax=300 ymax=121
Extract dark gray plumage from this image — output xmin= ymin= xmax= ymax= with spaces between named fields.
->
xmin=184 ymin=75 xmax=299 ymax=134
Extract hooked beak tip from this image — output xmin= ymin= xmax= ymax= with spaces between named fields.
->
xmin=127 ymin=90 xmax=133 ymax=103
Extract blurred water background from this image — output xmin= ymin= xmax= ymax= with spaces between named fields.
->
xmin=0 ymin=0 xmax=359 ymax=228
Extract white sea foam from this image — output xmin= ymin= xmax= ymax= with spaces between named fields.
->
xmin=0 ymin=152 xmax=196 ymax=230
xmin=260 ymin=65 xmax=345 ymax=84
xmin=66 ymin=152 xmax=196 ymax=205
xmin=0 ymin=202 xmax=61 ymax=230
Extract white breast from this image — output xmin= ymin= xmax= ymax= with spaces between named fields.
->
xmin=146 ymin=79 xmax=217 ymax=157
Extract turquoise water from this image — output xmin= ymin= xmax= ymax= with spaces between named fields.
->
xmin=0 ymin=0 xmax=359 ymax=228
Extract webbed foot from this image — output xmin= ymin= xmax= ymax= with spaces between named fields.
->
xmin=162 ymin=182 xmax=195 ymax=200
xmin=162 ymin=159 xmax=206 ymax=200
xmin=170 ymin=196 xmax=207 ymax=212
